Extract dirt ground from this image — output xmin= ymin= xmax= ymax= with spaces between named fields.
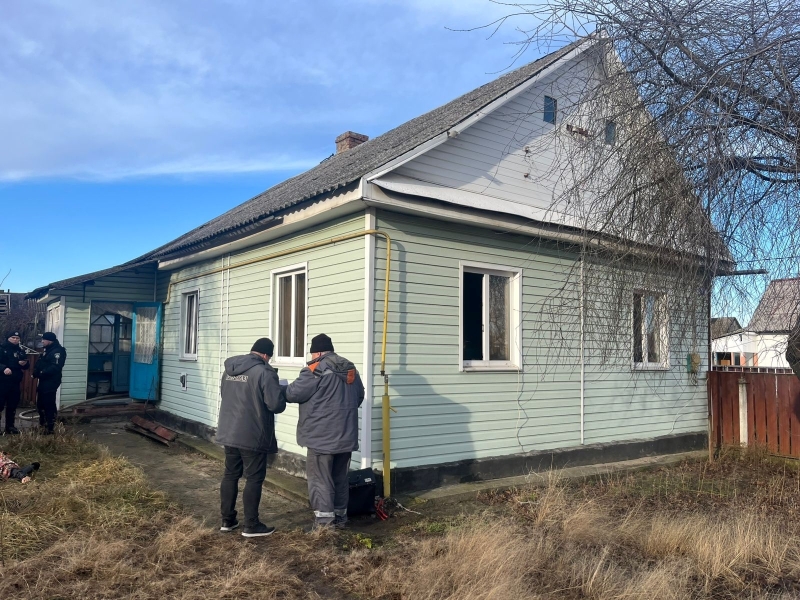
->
xmin=77 ymin=421 xmax=445 ymax=537
xmin=79 ymin=421 xmax=313 ymax=530
xmin=4 ymin=423 xmax=800 ymax=599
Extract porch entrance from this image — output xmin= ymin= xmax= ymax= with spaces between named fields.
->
xmin=87 ymin=301 xmax=163 ymax=402
xmin=87 ymin=302 xmax=133 ymax=399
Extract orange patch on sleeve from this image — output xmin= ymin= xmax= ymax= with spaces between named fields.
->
xmin=347 ymin=369 xmax=356 ymax=384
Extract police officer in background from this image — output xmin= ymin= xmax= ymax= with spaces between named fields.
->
xmin=33 ymin=332 xmax=67 ymax=434
xmin=0 ymin=331 xmax=30 ymax=434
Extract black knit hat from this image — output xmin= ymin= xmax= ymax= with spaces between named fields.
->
xmin=6 ymin=331 xmax=21 ymax=340
xmin=251 ymin=337 xmax=274 ymax=356
xmin=309 ymin=333 xmax=334 ymax=353
xmin=42 ymin=332 xmax=58 ymax=342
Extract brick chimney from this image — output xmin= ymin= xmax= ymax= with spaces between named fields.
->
xmin=335 ymin=131 xmax=369 ymax=154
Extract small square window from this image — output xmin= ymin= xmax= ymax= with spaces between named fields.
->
xmin=543 ymin=96 xmax=557 ymax=124
xmin=605 ymin=120 xmax=617 ymax=145
xmin=461 ymin=263 xmax=521 ymax=370
xmin=273 ymin=267 xmax=307 ymax=361
xmin=180 ymin=291 xmax=199 ymax=360
xmin=632 ymin=292 xmax=669 ymax=369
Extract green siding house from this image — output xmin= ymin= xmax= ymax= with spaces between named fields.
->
xmin=28 ymin=39 xmax=714 ymax=491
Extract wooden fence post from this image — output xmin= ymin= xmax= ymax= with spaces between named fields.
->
xmin=738 ymin=376 xmax=748 ymax=446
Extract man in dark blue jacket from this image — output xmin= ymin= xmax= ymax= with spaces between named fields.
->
xmin=216 ymin=337 xmax=286 ymax=537
xmin=0 ymin=331 xmax=29 ymax=435
xmin=286 ymin=333 xmax=365 ymax=529
xmin=33 ymin=332 xmax=67 ymax=434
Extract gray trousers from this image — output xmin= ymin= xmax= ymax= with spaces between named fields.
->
xmin=306 ymin=449 xmax=351 ymax=524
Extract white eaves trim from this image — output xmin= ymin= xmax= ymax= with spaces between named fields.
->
xmin=445 ymin=42 xmax=591 ymax=139
xmin=363 ymin=39 xmax=592 ymax=184
xmin=371 ymin=173 xmax=581 ymax=229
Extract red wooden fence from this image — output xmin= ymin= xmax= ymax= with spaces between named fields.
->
xmin=709 ymin=369 xmax=800 ymax=457
xmin=20 ymin=354 xmax=39 ymax=408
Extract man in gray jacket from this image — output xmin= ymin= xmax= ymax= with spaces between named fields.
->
xmin=286 ymin=333 xmax=365 ymax=529
xmin=216 ymin=337 xmax=286 ymax=537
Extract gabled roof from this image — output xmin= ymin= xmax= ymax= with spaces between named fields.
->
xmin=26 ymin=38 xmax=588 ymax=298
xmin=710 ymin=317 xmax=742 ymax=339
xmin=144 ymin=39 xmax=586 ymax=259
xmin=748 ymin=278 xmax=800 ymax=333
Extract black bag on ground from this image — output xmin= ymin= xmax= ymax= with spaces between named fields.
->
xmin=347 ymin=468 xmax=377 ymax=516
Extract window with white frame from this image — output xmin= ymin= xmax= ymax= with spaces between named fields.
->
xmin=460 ymin=263 xmax=521 ymax=370
xmin=632 ymin=291 xmax=669 ymax=368
xmin=273 ymin=266 xmax=307 ymax=361
xmin=180 ymin=291 xmax=199 ymax=360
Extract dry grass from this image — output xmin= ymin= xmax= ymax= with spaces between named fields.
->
xmin=0 ymin=430 xmax=311 ymax=600
xmin=2 ymin=431 xmax=800 ymax=599
xmin=325 ymin=453 xmax=800 ymax=600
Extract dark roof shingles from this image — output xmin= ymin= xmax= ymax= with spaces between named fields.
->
xmin=30 ymin=40 xmax=585 ymax=296
xmin=147 ymin=41 xmax=584 ymax=258
xmin=748 ymin=278 xmax=800 ymax=333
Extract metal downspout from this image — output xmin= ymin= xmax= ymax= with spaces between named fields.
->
xmin=580 ymin=253 xmax=585 ymax=445
xmin=163 ymin=228 xmax=395 ymax=497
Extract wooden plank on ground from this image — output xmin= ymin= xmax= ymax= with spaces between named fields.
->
xmin=125 ymin=423 xmax=171 ymax=446
xmin=130 ymin=415 xmax=177 ymax=442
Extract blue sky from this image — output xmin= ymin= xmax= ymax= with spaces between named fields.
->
xmin=0 ymin=0 xmax=553 ymax=292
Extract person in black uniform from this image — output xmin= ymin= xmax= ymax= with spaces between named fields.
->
xmin=0 ymin=331 xmax=29 ymax=435
xmin=33 ymin=332 xmax=67 ymax=434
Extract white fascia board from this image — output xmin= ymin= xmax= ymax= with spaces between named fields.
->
xmin=446 ymin=42 xmax=591 ymax=138
xmin=372 ymin=173 xmax=579 ymax=228
xmin=157 ymin=186 xmax=364 ymax=271
xmin=364 ymin=131 xmax=450 ymax=183
xmin=364 ymin=41 xmax=591 ymax=184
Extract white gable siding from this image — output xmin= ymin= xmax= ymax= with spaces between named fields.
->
xmin=393 ymin=52 xmax=603 ymax=228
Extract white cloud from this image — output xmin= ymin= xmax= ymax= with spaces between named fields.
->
xmin=0 ymin=0 xmax=532 ymax=181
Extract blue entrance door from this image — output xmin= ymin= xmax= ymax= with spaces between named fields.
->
xmin=129 ymin=302 xmax=162 ymax=401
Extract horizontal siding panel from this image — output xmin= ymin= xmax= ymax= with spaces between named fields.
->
xmin=369 ymin=210 xmax=706 ymax=469
xmin=158 ymin=214 xmax=367 ymax=447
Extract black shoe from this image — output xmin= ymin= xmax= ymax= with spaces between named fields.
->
xmin=220 ymin=519 xmax=239 ymax=532
xmin=241 ymin=523 xmax=275 ymax=538
xmin=32 ymin=462 xmax=40 ymax=471
xmin=5 ymin=427 xmax=20 ymax=435
xmin=333 ymin=515 xmax=348 ymax=530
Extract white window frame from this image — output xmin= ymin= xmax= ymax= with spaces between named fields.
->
xmin=270 ymin=263 xmax=308 ymax=367
xmin=631 ymin=290 xmax=670 ymax=370
xmin=180 ymin=290 xmax=199 ymax=361
xmin=459 ymin=261 xmax=522 ymax=372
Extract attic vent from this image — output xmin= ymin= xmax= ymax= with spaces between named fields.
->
xmin=566 ymin=123 xmax=589 ymax=137
xmin=0 ymin=293 xmax=9 ymax=315
xmin=335 ymin=131 xmax=369 ymax=154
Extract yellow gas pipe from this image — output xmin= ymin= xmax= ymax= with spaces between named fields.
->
xmin=164 ymin=228 xmax=396 ymax=498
